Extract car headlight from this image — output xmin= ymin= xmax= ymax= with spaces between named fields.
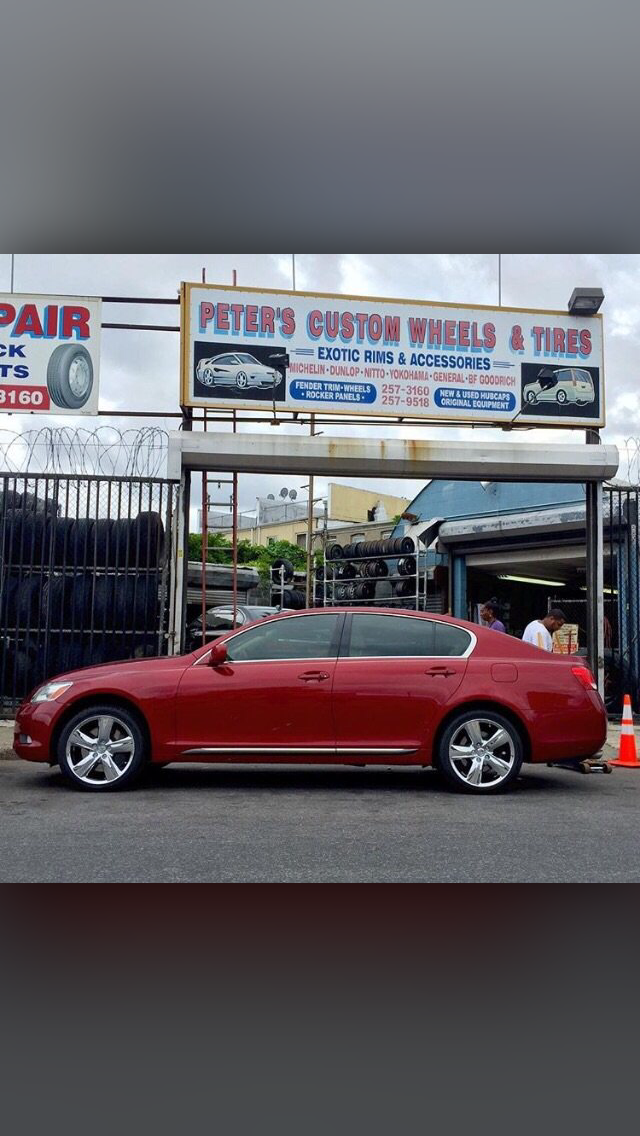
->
xmin=31 ymin=681 xmax=73 ymax=703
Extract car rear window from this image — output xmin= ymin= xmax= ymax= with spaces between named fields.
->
xmin=344 ymin=614 xmax=473 ymax=658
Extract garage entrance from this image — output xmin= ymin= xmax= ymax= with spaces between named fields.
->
xmin=168 ymin=431 xmax=618 ymax=695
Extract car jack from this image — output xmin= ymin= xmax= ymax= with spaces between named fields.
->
xmin=547 ymin=756 xmax=612 ymax=775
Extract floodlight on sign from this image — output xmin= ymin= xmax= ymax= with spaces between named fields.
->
xmin=568 ymin=287 xmax=604 ymax=316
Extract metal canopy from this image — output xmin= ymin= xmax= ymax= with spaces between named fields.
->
xmin=168 ymin=432 xmax=618 ymax=483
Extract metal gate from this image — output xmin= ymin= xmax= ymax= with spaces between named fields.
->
xmin=602 ymin=485 xmax=640 ymax=716
xmin=0 ymin=473 xmax=178 ymax=714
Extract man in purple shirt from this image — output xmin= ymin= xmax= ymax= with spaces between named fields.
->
xmin=480 ymin=599 xmax=506 ymax=633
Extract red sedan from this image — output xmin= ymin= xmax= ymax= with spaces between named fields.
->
xmin=13 ymin=608 xmax=607 ymax=794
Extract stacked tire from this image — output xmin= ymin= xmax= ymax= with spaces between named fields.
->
xmin=0 ymin=508 xmax=165 ymax=703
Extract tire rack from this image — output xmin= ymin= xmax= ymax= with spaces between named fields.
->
xmin=321 ymin=539 xmax=427 ymax=610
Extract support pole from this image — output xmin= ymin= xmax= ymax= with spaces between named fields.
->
xmin=586 ymin=429 xmax=605 ymax=696
xmin=306 ymin=413 xmax=315 ymax=607
xmin=452 ymin=555 xmax=467 ymax=620
xmin=232 ymin=412 xmax=238 ymax=624
xmin=178 ymin=405 xmax=193 ymax=653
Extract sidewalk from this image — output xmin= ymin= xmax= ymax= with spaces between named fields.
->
xmin=0 ymin=717 xmax=627 ymax=762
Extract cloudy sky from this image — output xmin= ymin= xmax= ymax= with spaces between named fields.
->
xmin=2 ymin=253 xmax=639 ymax=514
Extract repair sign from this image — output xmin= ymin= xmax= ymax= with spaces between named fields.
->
xmin=0 ymin=293 xmax=101 ymax=415
xmin=181 ymin=282 xmax=605 ymax=427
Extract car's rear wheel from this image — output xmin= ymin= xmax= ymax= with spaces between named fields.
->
xmin=201 ymin=367 xmax=215 ymax=386
xmin=436 ymin=710 xmax=523 ymax=793
xmin=57 ymin=703 xmax=147 ymax=791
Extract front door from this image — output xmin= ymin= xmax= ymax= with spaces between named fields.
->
xmin=175 ymin=612 xmax=344 ymax=761
xmin=332 ymin=612 xmax=471 ymax=763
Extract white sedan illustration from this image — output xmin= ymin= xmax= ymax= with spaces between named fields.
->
xmin=196 ymin=352 xmax=283 ymax=390
xmin=523 ymin=367 xmax=595 ymax=407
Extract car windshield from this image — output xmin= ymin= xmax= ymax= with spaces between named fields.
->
xmin=236 ymin=353 xmax=259 ymax=364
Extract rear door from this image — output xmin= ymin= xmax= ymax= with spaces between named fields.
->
xmin=332 ymin=613 xmax=473 ymax=763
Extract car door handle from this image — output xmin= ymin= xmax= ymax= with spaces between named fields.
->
xmin=424 ymin=666 xmax=457 ymax=677
xmin=298 ymin=671 xmax=330 ymax=682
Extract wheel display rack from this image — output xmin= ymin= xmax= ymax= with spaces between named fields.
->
xmin=319 ymin=536 xmax=427 ymax=610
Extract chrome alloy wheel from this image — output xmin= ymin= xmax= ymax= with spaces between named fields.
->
xmin=65 ymin=714 xmax=136 ymax=785
xmin=448 ymin=717 xmax=516 ymax=789
xmin=68 ymin=354 xmax=92 ymax=398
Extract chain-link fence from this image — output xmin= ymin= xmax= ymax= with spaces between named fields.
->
xmin=0 ymin=473 xmax=178 ymax=713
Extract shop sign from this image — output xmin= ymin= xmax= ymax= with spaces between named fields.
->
xmin=181 ymin=283 xmax=604 ymax=427
xmin=0 ymin=293 xmax=101 ymax=414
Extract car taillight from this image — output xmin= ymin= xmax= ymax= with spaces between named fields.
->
xmin=571 ymin=665 xmax=597 ymax=690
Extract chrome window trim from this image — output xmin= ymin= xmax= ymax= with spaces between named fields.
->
xmin=193 ymin=611 xmax=476 ymax=666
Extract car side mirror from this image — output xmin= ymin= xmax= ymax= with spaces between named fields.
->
xmin=209 ymin=642 xmax=228 ymax=666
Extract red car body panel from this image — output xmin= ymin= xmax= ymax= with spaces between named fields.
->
xmin=13 ymin=609 xmax=607 ymax=769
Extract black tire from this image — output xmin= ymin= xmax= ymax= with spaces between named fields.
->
xmin=354 ymin=580 xmax=374 ymax=600
xmin=109 ymin=518 xmax=133 ymax=566
xmin=67 ymin=518 xmax=96 ymax=566
xmin=271 ymin=557 xmax=294 ymax=584
xmin=0 ymin=575 xmax=20 ymax=624
xmin=89 ymin=574 xmax=159 ymax=631
xmin=46 ymin=343 xmax=94 ymax=410
xmin=12 ymin=647 xmax=38 ymax=699
xmin=326 ymin=543 xmax=344 ymax=561
xmin=51 ymin=517 xmax=74 ymax=567
xmin=133 ymin=512 xmax=165 ymax=567
xmin=397 ymin=556 xmax=417 ymax=577
xmin=4 ymin=513 xmax=51 ymax=565
xmin=92 ymin=519 xmax=114 ymax=566
xmin=400 ymin=537 xmax=415 ymax=555
xmin=436 ymin=709 xmax=523 ymax=793
xmin=16 ymin=575 xmax=43 ymax=625
xmin=56 ymin=702 xmax=148 ymax=791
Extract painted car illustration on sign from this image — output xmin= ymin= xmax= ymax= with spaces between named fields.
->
xmin=195 ymin=352 xmax=283 ymax=390
xmin=523 ymin=367 xmax=595 ymax=407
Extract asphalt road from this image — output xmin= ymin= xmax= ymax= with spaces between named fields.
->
xmin=1 ymin=758 xmax=639 ymax=882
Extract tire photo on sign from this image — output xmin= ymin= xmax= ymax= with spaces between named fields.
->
xmin=47 ymin=344 xmax=94 ymax=410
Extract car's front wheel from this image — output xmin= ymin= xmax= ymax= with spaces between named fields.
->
xmin=556 ymin=389 xmax=567 ymax=404
xmin=525 ymin=389 xmax=537 ymax=404
xmin=236 ymin=371 xmax=249 ymax=388
xmin=57 ymin=704 xmax=148 ymax=791
xmin=436 ymin=710 xmax=523 ymax=793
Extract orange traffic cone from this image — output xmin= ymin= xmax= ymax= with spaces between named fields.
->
xmin=610 ymin=695 xmax=640 ymax=768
